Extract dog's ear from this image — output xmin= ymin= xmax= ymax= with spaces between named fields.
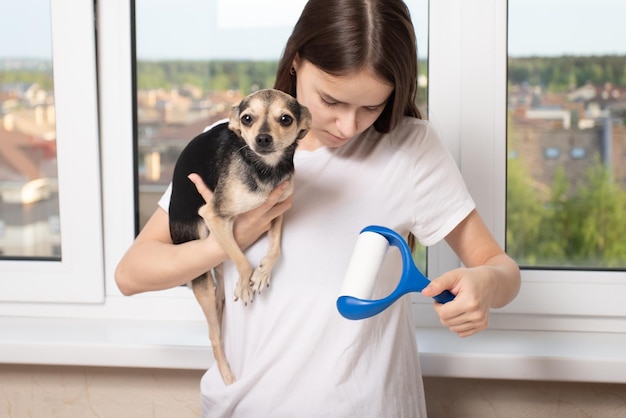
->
xmin=297 ymin=127 xmax=309 ymax=140
xmin=228 ymin=103 xmax=242 ymax=137
xmin=296 ymin=106 xmax=312 ymax=140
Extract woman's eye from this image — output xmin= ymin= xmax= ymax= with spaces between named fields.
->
xmin=321 ymin=97 xmax=337 ymax=107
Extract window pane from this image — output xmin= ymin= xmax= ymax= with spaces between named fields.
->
xmin=507 ymin=0 xmax=626 ymax=268
xmin=0 ymin=0 xmax=103 ymax=303
xmin=0 ymin=1 xmax=59 ymax=260
xmin=133 ymin=0 xmax=429 ymax=267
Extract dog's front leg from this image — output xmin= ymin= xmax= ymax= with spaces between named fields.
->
xmin=250 ymin=178 xmax=293 ymax=295
xmin=251 ymin=214 xmax=284 ymax=295
xmin=199 ymin=204 xmax=255 ymax=304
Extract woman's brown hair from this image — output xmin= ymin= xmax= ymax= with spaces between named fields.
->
xmin=274 ymin=0 xmax=422 ymax=133
xmin=275 ymin=0 xmax=422 ymax=249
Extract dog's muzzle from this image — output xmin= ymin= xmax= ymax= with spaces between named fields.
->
xmin=255 ymin=134 xmax=275 ymax=154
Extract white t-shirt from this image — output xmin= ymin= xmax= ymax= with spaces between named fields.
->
xmin=159 ymin=117 xmax=475 ymax=417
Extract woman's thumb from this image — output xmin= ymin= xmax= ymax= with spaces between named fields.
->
xmin=422 ymin=272 xmax=455 ymax=297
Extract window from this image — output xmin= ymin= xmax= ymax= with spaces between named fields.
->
xmin=507 ymin=0 xmax=626 ymax=270
xmin=0 ymin=0 xmax=103 ymax=303
xmin=0 ymin=1 xmax=59 ymax=260
xmin=571 ymin=147 xmax=587 ymax=159
xmin=423 ymin=0 xmax=626 ymax=327
xmin=544 ymin=147 xmax=561 ymax=160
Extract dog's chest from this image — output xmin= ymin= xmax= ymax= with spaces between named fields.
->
xmin=220 ymin=180 xmax=271 ymax=212
xmin=215 ymin=163 xmax=292 ymax=217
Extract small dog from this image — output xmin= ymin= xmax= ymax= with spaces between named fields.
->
xmin=168 ymin=89 xmax=311 ymax=384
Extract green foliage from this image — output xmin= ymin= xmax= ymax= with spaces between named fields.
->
xmin=509 ymin=55 xmax=626 ymax=92
xmin=506 ymin=157 xmax=544 ymax=265
xmin=412 ymin=243 xmax=427 ymax=275
xmin=135 ymin=59 xmax=430 ymax=109
xmin=572 ymin=160 xmax=626 ymax=266
xmin=0 ymin=71 xmax=54 ymax=90
xmin=507 ymin=155 xmax=626 ymax=268
xmin=135 ymin=60 xmax=279 ymax=94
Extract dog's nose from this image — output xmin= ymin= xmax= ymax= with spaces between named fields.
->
xmin=255 ymin=134 xmax=273 ymax=148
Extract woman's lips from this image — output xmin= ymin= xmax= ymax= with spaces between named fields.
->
xmin=326 ymin=132 xmax=350 ymax=144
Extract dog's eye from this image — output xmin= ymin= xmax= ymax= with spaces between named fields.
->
xmin=279 ymin=114 xmax=293 ymax=126
xmin=241 ymin=114 xmax=253 ymax=126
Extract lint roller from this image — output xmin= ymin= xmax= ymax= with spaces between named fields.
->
xmin=337 ymin=225 xmax=455 ymax=320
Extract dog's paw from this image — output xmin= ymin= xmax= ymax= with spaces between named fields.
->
xmin=234 ymin=280 xmax=254 ymax=305
xmin=251 ymin=265 xmax=272 ymax=295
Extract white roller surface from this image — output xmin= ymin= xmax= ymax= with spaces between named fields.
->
xmin=339 ymin=231 xmax=390 ymax=299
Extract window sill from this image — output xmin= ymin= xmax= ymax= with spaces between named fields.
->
xmin=1 ymin=316 xmax=624 ymax=383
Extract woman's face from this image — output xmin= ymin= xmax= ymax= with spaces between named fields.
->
xmin=292 ymin=58 xmax=394 ymax=151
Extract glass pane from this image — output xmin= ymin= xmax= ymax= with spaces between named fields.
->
xmin=507 ymin=0 xmax=626 ymax=268
xmin=134 ymin=0 xmax=428 ymax=267
xmin=0 ymin=1 xmax=60 ymax=260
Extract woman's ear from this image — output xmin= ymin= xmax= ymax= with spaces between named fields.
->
xmin=292 ymin=53 xmax=301 ymax=72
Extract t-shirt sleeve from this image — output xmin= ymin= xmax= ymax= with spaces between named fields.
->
xmin=158 ymin=183 xmax=172 ymax=213
xmin=408 ymin=122 xmax=476 ymax=246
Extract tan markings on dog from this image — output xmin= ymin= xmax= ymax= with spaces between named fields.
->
xmin=196 ymin=220 xmax=209 ymax=239
xmin=218 ymin=165 xmax=274 ymax=217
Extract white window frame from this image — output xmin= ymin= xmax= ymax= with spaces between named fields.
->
xmin=0 ymin=0 xmax=104 ymax=303
xmin=1 ymin=0 xmax=625 ymax=384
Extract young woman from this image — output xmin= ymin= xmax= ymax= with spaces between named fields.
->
xmin=116 ymin=0 xmax=520 ymax=416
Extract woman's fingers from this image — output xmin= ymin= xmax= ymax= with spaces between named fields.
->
xmin=186 ymin=173 xmax=292 ymax=246
xmin=187 ymin=173 xmax=213 ymax=203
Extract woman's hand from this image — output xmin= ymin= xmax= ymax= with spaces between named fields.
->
xmin=187 ymin=173 xmax=293 ymax=250
xmin=421 ymin=210 xmax=521 ymax=338
xmin=422 ymin=268 xmax=493 ymax=337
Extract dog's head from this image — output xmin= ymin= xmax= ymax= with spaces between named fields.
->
xmin=228 ymin=89 xmax=311 ymax=165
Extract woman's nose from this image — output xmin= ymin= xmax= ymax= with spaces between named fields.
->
xmin=336 ymin=110 xmax=358 ymax=138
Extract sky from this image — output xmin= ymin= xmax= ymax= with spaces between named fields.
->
xmin=508 ymin=0 xmax=626 ymax=57
xmin=1 ymin=0 xmax=625 ymax=60
xmin=132 ymin=0 xmax=429 ymax=60
xmin=0 ymin=0 xmax=53 ymax=58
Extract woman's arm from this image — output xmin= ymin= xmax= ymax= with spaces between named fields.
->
xmin=422 ymin=209 xmax=521 ymax=337
xmin=115 ymin=175 xmax=292 ymax=296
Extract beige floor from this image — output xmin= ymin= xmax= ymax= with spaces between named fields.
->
xmin=0 ymin=365 xmax=203 ymax=418
xmin=424 ymin=377 xmax=626 ymax=418
xmin=1 ymin=364 xmax=625 ymax=417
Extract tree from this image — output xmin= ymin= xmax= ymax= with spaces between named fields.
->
xmin=506 ymin=156 xmax=544 ymax=265
xmin=535 ymin=166 xmax=570 ymax=265
xmin=571 ymin=158 xmax=626 ymax=267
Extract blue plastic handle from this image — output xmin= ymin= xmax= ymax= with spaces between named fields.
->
xmin=337 ymin=225 xmax=455 ymax=320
